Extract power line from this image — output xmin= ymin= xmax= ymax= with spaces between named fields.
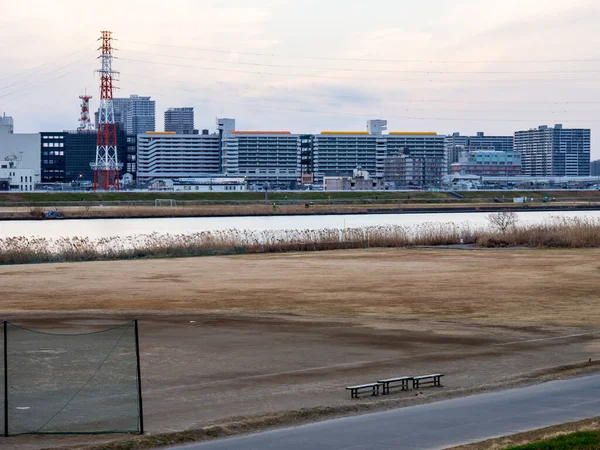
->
xmin=118 ymin=57 xmax=600 ymax=84
xmin=0 ymin=48 xmax=93 ymax=91
xmin=123 ymin=39 xmax=600 ymax=65
xmin=118 ymin=72 xmax=600 ymax=124
xmin=119 ymin=49 xmax=600 ymax=75
xmin=120 ymin=70 xmax=600 ymax=112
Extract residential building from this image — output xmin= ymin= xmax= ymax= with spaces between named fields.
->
xmin=0 ymin=116 xmax=41 ymax=185
xmin=514 ymin=124 xmax=590 ymax=177
xmin=312 ymin=132 xmax=381 ymax=184
xmin=450 ymin=150 xmax=522 ymax=177
xmin=165 ymin=108 xmax=196 ymax=134
xmin=382 ymin=151 xmax=429 ymax=188
xmin=222 ymin=131 xmax=300 ymax=189
xmin=323 ymin=168 xmax=382 ymax=191
xmin=95 ymin=95 xmax=156 ymax=135
xmin=445 ymin=132 xmax=514 ymax=172
xmin=384 ymin=132 xmax=446 ymax=187
xmin=137 ymin=132 xmax=221 ymax=183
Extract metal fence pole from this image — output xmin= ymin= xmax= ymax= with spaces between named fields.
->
xmin=134 ymin=320 xmax=144 ymax=435
xmin=4 ymin=321 xmax=8 ymax=437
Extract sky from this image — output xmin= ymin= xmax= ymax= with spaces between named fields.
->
xmin=1 ymin=0 xmax=599 ymax=157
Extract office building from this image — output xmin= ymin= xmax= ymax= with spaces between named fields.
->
xmin=515 ymin=124 xmax=591 ymax=177
xmin=40 ymin=127 xmax=129 ymax=184
xmin=0 ymin=113 xmax=14 ymax=133
xmin=445 ymin=132 xmax=514 ymax=172
xmin=0 ymin=116 xmax=41 ymax=186
xmin=450 ymin=150 xmax=522 ymax=177
xmin=165 ymin=108 xmax=196 ymax=134
xmin=222 ymin=131 xmax=300 ymax=189
xmin=591 ymin=159 xmax=600 ymax=176
xmin=95 ymin=95 xmax=156 ymax=135
xmin=137 ymin=132 xmax=221 ymax=183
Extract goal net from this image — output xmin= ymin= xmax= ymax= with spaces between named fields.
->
xmin=1 ymin=321 xmax=142 ymax=436
xmin=155 ymin=199 xmax=175 ymax=207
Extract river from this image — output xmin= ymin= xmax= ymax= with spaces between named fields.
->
xmin=0 ymin=210 xmax=599 ymax=240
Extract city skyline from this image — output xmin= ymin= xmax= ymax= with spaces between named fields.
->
xmin=0 ymin=0 xmax=599 ymax=157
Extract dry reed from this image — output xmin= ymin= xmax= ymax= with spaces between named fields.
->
xmin=1 ymin=217 xmax=599 ymax=265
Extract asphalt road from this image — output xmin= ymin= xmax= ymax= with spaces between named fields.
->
xmin=173 ymin=373 xmax=600 ymax=450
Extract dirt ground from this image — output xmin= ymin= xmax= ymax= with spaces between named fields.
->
xmin=1 ymin=248 xmax=600 ymax=449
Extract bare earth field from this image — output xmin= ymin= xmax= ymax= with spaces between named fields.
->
xmin=1 ymin=248 xmax=600 ymax=449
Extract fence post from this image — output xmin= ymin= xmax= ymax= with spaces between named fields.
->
xmin=4 ymin=321 xmax=8 ymax=437
xmin=134 ymin=320 xmax=144 ymax=435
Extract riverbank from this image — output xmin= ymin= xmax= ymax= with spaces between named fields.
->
xmin=2 ymin=201 xmax=600 ymax=221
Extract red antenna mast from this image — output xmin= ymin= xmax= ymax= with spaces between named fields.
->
xmin=77 ymin=91 xmax=93 ymax=132
xmin=91 ymin=31 xmax=122 ymax=191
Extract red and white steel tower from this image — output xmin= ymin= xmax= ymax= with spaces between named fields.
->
xmin=91 ymin=31 xmax=122 ymax=191
xmin=77 ymin=92 xmax=93 ymax=132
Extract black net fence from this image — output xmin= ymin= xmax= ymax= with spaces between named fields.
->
xmin=1 ymin=320 xmax=142 ymax=436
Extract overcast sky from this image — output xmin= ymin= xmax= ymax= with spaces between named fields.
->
xmin=1 ymin=0 xmax=599 ymax=156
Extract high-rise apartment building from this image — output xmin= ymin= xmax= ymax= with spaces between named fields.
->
xmin=591 ymin=159 xmax=600 ymax=176
xmin=165 ymin=108 xmax=196 ymax=134
xmin=222 ymin=131 xmax=300 ymax=188
xmin=384 ymin=133 xmax=446 ymax=187
xmin=137 ymin=132 xmax=221 ymax=183
xmin=514 ymin=124 xmax=590 ymax=177
xmin=95 ymin=95 xmax=156 ymax=135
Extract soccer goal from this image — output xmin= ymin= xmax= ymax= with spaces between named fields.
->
xmin=155 ymin=199 xmax=175 ymax=207
xmin=1 ymin=320 xmax=143 ymax=436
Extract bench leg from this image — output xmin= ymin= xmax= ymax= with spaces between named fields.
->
xmin=372 ymin=385 xmax=379 ymax=396
xmin=351 ymin=389 xmax=358 ymax=399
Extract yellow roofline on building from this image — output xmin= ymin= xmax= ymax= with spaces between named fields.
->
xmin=389 ymin=132 xmax=438 ymax=135
xmin=320 ymin=131 xmax=370 ymax=135
xmin=232 ymin=131 xmax=292 ymax=135
xmin=146 ymin=131 xmax=176 ymax=135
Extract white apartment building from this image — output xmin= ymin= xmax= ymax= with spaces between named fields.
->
xmin=222 ymin=131 xmax=301 ymax=188
xmin=137 ymin=132 xmax=221 ymax=183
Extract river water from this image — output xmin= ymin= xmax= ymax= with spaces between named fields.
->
xmin=1 ymin=210 xmax=599 ymax=240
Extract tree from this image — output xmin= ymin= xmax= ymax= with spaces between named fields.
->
xmin=487 ymin=211 xmax=518 ymax=233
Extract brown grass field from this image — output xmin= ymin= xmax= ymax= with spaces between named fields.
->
xmin=2 ymin=248 xmax=600 ymax=449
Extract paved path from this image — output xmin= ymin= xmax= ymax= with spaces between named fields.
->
xmin=173 ymin=373 xmax=600 ymax=450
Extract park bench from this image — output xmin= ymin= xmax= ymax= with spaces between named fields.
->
xmin=346 ymin=382 xmax=382 ymax=399
xmin=413 ymin=374 xmax=444 ymax=389
xmin=377 ymin=376 xmax=413 ymax=395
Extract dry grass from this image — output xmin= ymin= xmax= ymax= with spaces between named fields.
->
xmin=0 ymin=223 xmax=477 ymax=265
xmin=3 ymin=217 xmax=600 ymax=265
xmin=2 ymin=248 xmax=600 ymax=326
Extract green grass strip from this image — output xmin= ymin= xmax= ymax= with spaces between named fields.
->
xmin=504 ymin=430 xmax=600 ymax=449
